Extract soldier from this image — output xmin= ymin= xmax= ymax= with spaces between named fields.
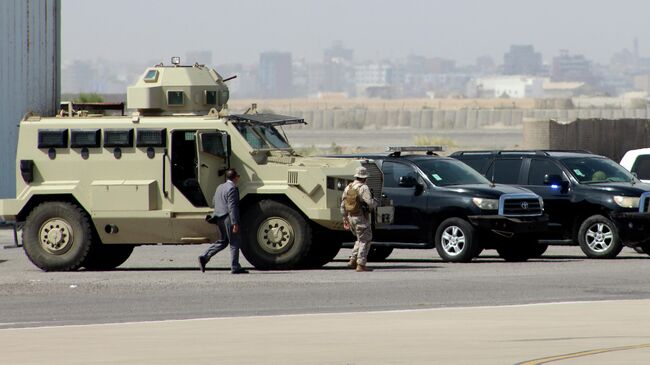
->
xmin=341 ymin=166 xmax=378 ymax=272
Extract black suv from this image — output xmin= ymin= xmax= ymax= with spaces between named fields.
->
xmin=336 ymin=147 xmax=548 ymax=262
xmin=452 ymin=150 xmax=650 ymax=258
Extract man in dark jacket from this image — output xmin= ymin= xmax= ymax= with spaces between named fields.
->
xmin=198 ymin=169 xmax=248 ymax=274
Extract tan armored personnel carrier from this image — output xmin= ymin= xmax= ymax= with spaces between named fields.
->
xmin=0 ymin=58 xmax=393 ymax=271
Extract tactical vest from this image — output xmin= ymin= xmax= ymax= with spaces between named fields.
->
xmin=344 ymin=183 xmax=362 ymax=215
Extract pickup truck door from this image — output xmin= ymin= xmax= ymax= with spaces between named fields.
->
xmin=196 ymin=130 xmax=230 ymax=207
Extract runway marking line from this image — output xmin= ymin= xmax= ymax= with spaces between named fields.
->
xmin=0 ymin=299 xmax=643 ymax=331
xmin=516 ymin=343 xmax=650 ymax=364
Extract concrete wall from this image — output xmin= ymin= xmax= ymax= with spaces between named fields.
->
xmin=282 ymin=107 xmax=650 ymax=132
xmin=0 ymin=0 xmax=61 ymax=198
xmin=523 ymin=118 xmax=650 ymax=162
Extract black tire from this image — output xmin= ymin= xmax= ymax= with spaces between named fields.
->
xmin=496 ymin=244 xmax=531 ymax=262
xmin=83 ymin=244 xmax=135 ymax=270
xmin=240 ymin=200 xmax=313 ymax=270
xmin=577 ymin=215 xmax=623 ymax=259
xmin=528 ymin=242 xmax=549 ymax=258
xmin=634 ymin=246 xmax=645 ymax=254
xmin=367 ymin=246 xmax=394 ymax=262
xmin=22 ymin=202 xmax=94 ymax=271
xmin=435 ymin=218 xmax=479 ymax=263
xmin=300 ymin=239 xmax=342 ymax=269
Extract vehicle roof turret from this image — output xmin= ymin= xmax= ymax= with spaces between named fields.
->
xmin=127 ymin=57 xmax=231 ymax=116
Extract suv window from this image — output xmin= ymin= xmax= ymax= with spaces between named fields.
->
xmin=487 ymin=159 xmax=522 ymax=184
xmin=632 ymin=155 xmax=650 ymax=180
xmin=528 ymin=159 xmax=564 ymax=185
xmin=459 ymin=157 xmax=490 ymax=173
xmin=383 ymin=161 xmax=417 ymax=188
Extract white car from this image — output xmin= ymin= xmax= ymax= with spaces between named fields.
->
xmin=620 ymin=148 xmax=650 ymax=183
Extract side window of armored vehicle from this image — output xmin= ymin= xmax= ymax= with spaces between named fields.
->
xmin=527 ymin=159 xmax=564 ymax=185
xmin=632 ymin=155 xmax=650 ymax=180
xmin=200 ymin=133 xmax=228 ymax=157
xmin=205 ymin=91 xmax=217 ymax=105
xmin=167 ymin=91 xmax=184 ymax=106
xmin=487 ymin=158 xmax=523 ymax=184
xmin=383 ymin=161 xmax=417 ymax=188
xmin=460 ymin=157 xmax=490 ymax=174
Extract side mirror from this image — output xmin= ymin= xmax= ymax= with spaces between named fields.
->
xmin=398 ymin=175 xmax=417 ymax=188
xmin=543 ymin=174 xmax=569 ymax=191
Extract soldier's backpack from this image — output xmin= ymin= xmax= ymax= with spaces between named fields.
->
xmin=344 ymin=183 xmax=361 ymax=215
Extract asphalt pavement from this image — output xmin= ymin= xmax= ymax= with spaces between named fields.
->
xmin=2 ymin=229 xmax=650 ymax=329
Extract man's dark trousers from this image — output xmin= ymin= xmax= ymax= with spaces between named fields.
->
xmin=201 ymin=216 xmax=242 ymax=270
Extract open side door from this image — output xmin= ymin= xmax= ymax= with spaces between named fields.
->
xmin=196 ymin=130 xmax=230 ymax=207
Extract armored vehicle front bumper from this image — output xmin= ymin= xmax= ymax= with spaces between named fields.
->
xmin=468 ymin=215 xmax=549 ymax=236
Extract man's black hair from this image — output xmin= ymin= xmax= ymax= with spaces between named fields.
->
xmin=226 ymin=169 xmax=240 ymax=181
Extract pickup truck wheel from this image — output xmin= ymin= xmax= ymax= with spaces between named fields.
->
xmin=241 ymin=200 xmax=312 ymax=270
xmin=22 ymin=202 xmax=93 ymax=271
xmin=578 ymin=215 xmax=623 ymax=259
xmin=435 ymin=218 xmax=478 ymax=262
xmin=367 ymin=246 xmax=394 ymax=262
xmin=83 ymin=245 xmax=135 ymax=270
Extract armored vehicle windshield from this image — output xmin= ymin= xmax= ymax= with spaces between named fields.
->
xmin=229 ymin=113 xmax=305 ymax=152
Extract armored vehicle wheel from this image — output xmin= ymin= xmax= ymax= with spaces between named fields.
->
xmin=241 ymin=200 xmax=313 ymax=270
xmin=578 ymin=215 xmax=623 ymax=259
xmin=638 ymin=243 xmax=650 ymax=256
xmin=22 ymin=202 xmax=93 ymax=271
xmin=435 ymin=218 xmax=479 ymax=263
xmin=367 ymin=246 xmax=394 ymax=262
xmin=301 ymin=239 xmax=342 ymax=269
xmin=83 ymin=244 xmax=135 ymax=270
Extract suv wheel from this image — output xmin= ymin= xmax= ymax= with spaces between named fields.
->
xmin=241 ymin=200 xmax=312 ymax=270
xmin=22 ymin=202 xmax=94 ymax=271
xmin=435 ymin=218 xmax=478 ymax=262
xmin=578 ymin=215 xmax=623 ymax=259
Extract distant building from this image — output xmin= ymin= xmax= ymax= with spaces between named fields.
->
xmin=551 ymin=50 xmax=594 ymax=83
xmin=503 ymin=45 xmax=543 ymax=75
xmin=258 ymin=52 xmax=293 ymax=98
xmin=468 ymin=76 xmax=545 ymax=98
xmin=185 ymin=50 xmax=213 ymax=66
xmin=633 ymin=74 xmax=650 ymax=93
xmin=321 ymin=41 xmax=354 ymax=93
xmin=354 ymin=63 xmax=403 ymax=98
xmin=542 ymin=81 xmax=590 ymax=98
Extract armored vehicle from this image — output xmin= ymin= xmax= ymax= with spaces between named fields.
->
xmin=0 ymin=59 xmax=392 ymax=271
xmin=333 ymin=147 xmax=548 ymax=262
xmin=453 ymin=150 xmax=650 ymax=258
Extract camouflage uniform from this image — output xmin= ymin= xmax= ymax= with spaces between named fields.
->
xmin=340 ymin=177 xmax=377 ymax=268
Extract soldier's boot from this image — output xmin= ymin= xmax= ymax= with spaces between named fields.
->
xmin=356 ymin=263 xmax=373 ymax=272
xmin=347 ymin=257 xmax=357 ymax=269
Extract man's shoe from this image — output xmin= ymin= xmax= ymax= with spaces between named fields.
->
xmin=347 ymin=258 xmax=357 ymax=269
xmin=356 ymin=264 xmax=373 ymax=272
xmin=231 ymin=268 xmax=249 ymax=274
xmin=198 ymin=256 xmax=207 ymax=273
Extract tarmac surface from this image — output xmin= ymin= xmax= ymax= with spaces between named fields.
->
xmin=2 ymin=229 xmax=650 ymax=364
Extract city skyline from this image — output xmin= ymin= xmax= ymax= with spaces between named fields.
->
xmin=62 ymin=0 xmax=650 ymax=66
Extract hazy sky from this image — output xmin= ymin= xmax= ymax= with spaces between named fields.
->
xmin=62 ymin=0 xmax=650 ymax=66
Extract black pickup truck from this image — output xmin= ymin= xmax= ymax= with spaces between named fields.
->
xmin=335 ymin=147 xmax=548 ymax=262
xmin=452 ymin=150 xmax=650 ymax=258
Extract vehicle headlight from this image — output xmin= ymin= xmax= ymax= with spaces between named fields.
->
xmin=613 ymin=195 xmax=640 ymax=208
xmin=472 ymin=197 xmax=499 ymax=210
